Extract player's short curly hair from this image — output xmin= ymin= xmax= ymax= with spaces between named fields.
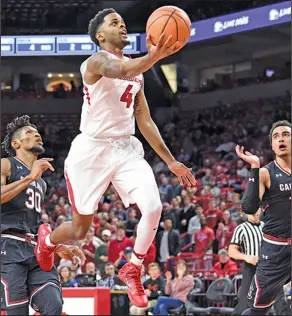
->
xmin=1 ymin=115 xmax=37 ymax=156
xmin=269 ymin=120 xmax=291 ymax=143
xmin=88 ymin=8 xmax=116 ymax=47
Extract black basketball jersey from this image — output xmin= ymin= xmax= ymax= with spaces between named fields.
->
xmin=1 ymin=157 xmax=47 ymax=234
xmin=261 ymin=160 xmax=291 ymax=238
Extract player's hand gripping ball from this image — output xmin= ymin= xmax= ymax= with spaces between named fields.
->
xmin=146 ymin=6 xmax=191 ymax=49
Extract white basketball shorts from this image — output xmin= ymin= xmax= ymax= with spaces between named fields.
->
xmin=64 ymin=133 xmax=158 ymax=215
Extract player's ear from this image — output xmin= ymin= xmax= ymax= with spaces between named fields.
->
xmin=11 ymin=139 xmax=20 ymax=151
xmin=96 ymin=32 xmax=105 ymax=44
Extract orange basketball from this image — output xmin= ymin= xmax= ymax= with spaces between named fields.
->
xmin=146 ymin=6 xmax=191 ymax=49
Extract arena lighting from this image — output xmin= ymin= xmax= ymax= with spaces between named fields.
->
xmin=47 ymin=73 xmax=52 ymax=78
xmin=1 ymin=1 xmax=290 ymax=56
xmin=69 ymin=74 xmax=74 ymax=77
xmin=58 ymin=74 xmax=63 ymax=77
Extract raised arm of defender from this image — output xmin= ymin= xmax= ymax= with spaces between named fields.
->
xmin=235 ymin=145 xmax=270 ymax=214
xmin=87 ymin=33 xmax=181 ymax=79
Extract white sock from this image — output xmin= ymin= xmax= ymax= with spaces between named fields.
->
xmin=45 ymin=234 xmax=56 ymax=248
xmin=130 ymin=252 xmax=144 ymax=266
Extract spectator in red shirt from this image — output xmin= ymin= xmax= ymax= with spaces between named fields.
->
xmin=108 ymin=223 xmax=133 ymax=264
xmin=211 ymin=249 xmax=238 ymax=278
xmin=216 ymin=210 xmax=237 ymax=250
xmin=194 ymin=216 xmax=215 ymax=270
xmin=204 ymin=198 xmax=223 ymax=229
xmin=198 ymin=186 xmax=214 ymax=210
xmin=81 ymin=227 xmax=96 ymax=272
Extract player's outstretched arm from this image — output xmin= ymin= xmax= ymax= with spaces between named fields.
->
xmin=134 ymin=83 xmax=196 ymax=187
xmin=87 ymin=33 xmax=181 ymax=79
xmin=235 ymin=145 xmax=269 ymax=214
xmin=1 ymin=158 xmax=54 ymax=204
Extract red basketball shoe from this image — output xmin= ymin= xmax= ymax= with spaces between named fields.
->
xmin=34 ymin=223 xmax=56 ymax=272
xmin=118 ymin=262 xmax=148 ymax=308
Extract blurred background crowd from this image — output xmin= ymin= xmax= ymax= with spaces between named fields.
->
xmin=1 ymin=93 xmax=290 ymax=291
xmin=1 ymin=0 xmax=291 ymax=314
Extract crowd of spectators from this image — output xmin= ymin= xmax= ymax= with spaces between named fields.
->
xmin=1 ymin=92 xmax=290 ymax=313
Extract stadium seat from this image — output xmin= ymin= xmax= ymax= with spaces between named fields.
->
xmin=188 ymin=278 xmax=235 ymax=315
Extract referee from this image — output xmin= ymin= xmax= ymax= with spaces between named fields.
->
xmin=229 ymin=209 xmax=290 ymax=315
xmin=228 ymin=208 xmax=263 ymax=315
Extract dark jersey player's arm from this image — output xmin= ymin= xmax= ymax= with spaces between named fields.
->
xmin=133 ymin=82 xmax=176 ymax=166
xmin=1 ymin=158 xmax=33 ymax=204
xmin=87 ymin=51 xmax=157 ymax=79
xmin=241 ymin=168 xmax=269 ymax=214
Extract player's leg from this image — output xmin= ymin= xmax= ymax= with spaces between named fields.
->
xmin=243 ymin=242 xmax=290 ymax=315
xmin=112 ymin=141 xmax=162 ymax=307
xmin=27 ymin=259 xmax=62 ymax=315
xmin=113 ymin=158 xmax=162 ymax=263
xmin=35 ymin=135 xmax=113 ymax=271
xmin=231 ymin=264 xmax=256 ymax=315
xmin=1 ymin=260 xmax=29 ymax=316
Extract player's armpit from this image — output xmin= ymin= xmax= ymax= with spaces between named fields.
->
xmin=1 ymin=158 xmax=11 ymax=186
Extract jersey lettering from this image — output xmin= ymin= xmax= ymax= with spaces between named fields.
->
xmin=120 ymin=84 xmax=133 ymax=108
xmin=25 ymin=188 xmax=41 ymax=213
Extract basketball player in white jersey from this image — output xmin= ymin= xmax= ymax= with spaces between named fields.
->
xmin=35 ymin=8 xmax=196 ymax=308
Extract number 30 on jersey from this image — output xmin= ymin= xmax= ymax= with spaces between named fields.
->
xmin=25 ymin=188 xmax=42 ymax=213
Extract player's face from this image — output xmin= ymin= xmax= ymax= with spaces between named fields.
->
xmin=271 ymin=126 xmax=291 ymax=158
xmin=12 ymin=126 xmax=44 ymax=155
xmin=97 ymin=13 xmax=130 ymax=49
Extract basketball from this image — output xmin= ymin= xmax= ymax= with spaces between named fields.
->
xmin=146 ymin=6 xmax=191 ymax=49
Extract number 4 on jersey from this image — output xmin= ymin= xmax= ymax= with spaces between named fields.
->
xmin=120 ymin=84 xmax=133 ymax=108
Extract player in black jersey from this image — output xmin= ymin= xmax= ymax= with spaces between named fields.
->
xmin=235 ymin=120 xmax=291 ymax=315
xmin=1 ymin=115 xmax=85 ymax=316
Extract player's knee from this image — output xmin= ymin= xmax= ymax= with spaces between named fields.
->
xmin=32 ymin=284 xmax=63 ymax=315
xmin=45 ymin=297 xmax=62 ymax=315
xmin=150 ymin=200 xmax=163 ymax=215
xmin=144 ymin=195 xmax=162 ymax=216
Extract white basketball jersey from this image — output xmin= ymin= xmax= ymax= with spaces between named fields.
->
xmin=79 ymin=51 xmax=143 ymax=138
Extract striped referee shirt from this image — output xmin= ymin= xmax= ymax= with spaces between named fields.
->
xmin=230 ymin=221 xmax=264 ymax=257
